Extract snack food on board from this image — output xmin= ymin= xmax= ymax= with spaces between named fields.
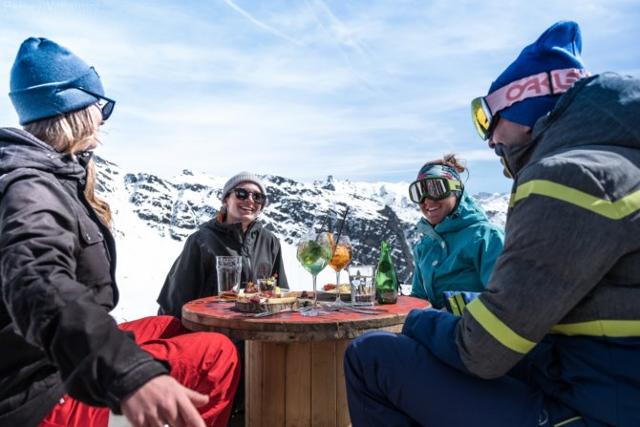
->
xmin=323 ymin=283 xmax=351 ymax=294
xmin=235 ymin=289 xmax=303 ymax=313
xmin=219 ymin=290 xmax=238 ymax=301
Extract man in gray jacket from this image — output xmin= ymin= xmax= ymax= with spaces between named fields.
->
xmin=344 ymin=21 xmax=640 ymax=427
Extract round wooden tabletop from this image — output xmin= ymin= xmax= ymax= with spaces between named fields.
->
xmin=182 ymin=296 xmax=430 ymax=342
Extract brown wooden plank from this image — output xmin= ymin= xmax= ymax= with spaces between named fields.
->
xmin=246 ymin=341 xmax=263 ymax=427
xmin=335 ymin=339 xmax=351 ymax=427
xmin=285 ymin=342 xmax=312 ymax=427
xmin=262 ymin=342 xmax=287 ymax=426
xmin=311 ymin=341 xmax=337 ymax=426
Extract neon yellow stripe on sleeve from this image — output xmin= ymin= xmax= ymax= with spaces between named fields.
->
xmin=510 ymin=180 xmax=640 ymax=219
xmin=455 ymin=293 xmax=467 ymax=313
xmin=466 ymin=299 xmax=536 ymax=354
xmin=447 ymin=295 xmax=461 ymax=316
xmin=551 ymin=320 xmax=640 ymax=337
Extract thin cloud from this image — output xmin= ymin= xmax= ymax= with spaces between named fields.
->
xmin=221 ymin=0 xmax=304 ymax=46
xmin=0 ymin=0 xmax=638 ymax=196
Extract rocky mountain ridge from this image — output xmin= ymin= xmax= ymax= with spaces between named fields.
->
xmin=96 ymin=157 xmax=509 ymax=282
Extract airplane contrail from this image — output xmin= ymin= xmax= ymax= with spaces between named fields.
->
xmin=221 ymin=0 xmax=303 ymax=46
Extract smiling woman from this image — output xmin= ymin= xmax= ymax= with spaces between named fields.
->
xmin=157 ymin=171 xmax=289 ymax=318
xmin=156 ymin=171 xmax=290 ymax=423
xmin=408 ymin=154 xmax=504 ymax=309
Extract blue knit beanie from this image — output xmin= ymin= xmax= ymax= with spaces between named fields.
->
xmin=488 ymin=21 xmax=585 ymax=127
xmin=9 ymin=37 xmax=108 ymax=125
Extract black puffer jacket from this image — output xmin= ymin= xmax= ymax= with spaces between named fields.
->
xmin=157 ymin=219 xmax=288 ymax=317
xmin=0 ymin=128 xmax=168 ymax=427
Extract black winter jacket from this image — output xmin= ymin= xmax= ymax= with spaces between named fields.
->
xmin=0 ymin=128 xmax=168 ymax=427
xmin=157 ymin=219 xmax=288 ymax=317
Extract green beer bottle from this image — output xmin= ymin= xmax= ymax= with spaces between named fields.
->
xmin=375 ymin=241 xmax=398 ymax=304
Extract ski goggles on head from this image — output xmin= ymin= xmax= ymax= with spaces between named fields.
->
xmin=408 ymin=177 xmax=462 ymax=203
xmin=470 ymin=67 xmax=589 ymax=140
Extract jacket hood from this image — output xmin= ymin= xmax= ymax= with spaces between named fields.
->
xmin=204 ymin=218 xmax=263 ymax=237
xmin=507 ymin=73 xmax=640 ymax=175
xmin=0 ymin=127 xmax=87 ymax=188
xmin=418 ymin=192 xmax=490 ymax=235
xmin=531 ymin=72 xmax=640 ymax=158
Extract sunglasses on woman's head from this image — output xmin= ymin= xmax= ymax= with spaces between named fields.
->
xmin=232 ymin=188 xmax=266 ymax=205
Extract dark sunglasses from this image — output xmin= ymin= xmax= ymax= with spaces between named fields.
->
xmin=232 ymin=188 xmax=266 ymax=205
xmin=408 ymin=177 xmax=462 ymax=203
xmin=74 ymin=87 xmax=116 ymax=121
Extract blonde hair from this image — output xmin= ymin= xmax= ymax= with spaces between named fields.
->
xmin=430 ymin=153 xmax=467 ymax=174
xmin=24 ymin=106 xmax=112 ymax=227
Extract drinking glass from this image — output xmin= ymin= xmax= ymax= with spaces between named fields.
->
xmin=348 ymin=265 xmax=375 ymax=307
xmin=296 ymin=231 xmax=332 ymax=316
xmin=216 ymin=256 xmax=242 ymax=294
xmin=327 ymin=234 xmax=352 ymax=306
xmin=399 ymin=283 xmax=413 ymax=296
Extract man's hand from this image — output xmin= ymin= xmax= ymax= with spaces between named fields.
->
xmin=121 ymin=375 xmax=209 ymax=427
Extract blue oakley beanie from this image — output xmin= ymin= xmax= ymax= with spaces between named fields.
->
xmin=9 ymin=37 xmax=108 ymax=125
xmin=488 ymin=21 xmax=585 ymax=128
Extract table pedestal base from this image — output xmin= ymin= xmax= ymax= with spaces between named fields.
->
xmin=246 ymin=339 xmax=351 ymax=427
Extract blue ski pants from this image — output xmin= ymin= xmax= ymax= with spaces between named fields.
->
xmin=344 ymin=331 xmax=585 ymax=427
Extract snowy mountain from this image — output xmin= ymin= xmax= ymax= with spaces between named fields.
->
xmin=95 ymin=157 xmax=509 ymax=322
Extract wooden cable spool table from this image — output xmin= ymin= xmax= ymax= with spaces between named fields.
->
xmin=182 ymin=296 xmax=429 ymax=427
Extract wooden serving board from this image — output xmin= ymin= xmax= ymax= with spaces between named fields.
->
xmin=235 ymin=296 xmax=298 ymax=313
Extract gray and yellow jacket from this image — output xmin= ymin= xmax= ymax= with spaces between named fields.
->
xmin=403 ymin=73 xmax=640 ymax=426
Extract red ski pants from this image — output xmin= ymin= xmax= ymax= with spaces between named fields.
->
xmin=39 ymin=315 xmax=240 ymax=427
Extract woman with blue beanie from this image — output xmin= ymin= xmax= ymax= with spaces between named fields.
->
xmin=344 ymin=20 xmax=640 ymax=427
xmin=0 ymin=38 xmax=239 ymax=427
xmin=408 ymin=154 xmax=504 ymax=309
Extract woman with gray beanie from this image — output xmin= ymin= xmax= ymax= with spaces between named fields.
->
xmin=0 ymin=37 xmax=239 ymax=427
xmin=157 ymin=171 xmax=289 ymax=317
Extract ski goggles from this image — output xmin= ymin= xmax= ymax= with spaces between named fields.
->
xmin=470 ymin=68 xmax=589 ymax=140
xmin=409 ymin=177 xmax=462 ymax=203
xmin=470 ymin=96 xmax=495 ymax=141
xmin=232 ymin=187 xmax=267 ymax=205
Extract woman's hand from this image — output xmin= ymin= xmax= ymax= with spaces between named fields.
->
xmin=121 ymin=375 xmax=209 ymax=427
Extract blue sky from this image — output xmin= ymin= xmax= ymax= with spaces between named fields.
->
xmin=1 ymin=0 xmax=639 ymax=194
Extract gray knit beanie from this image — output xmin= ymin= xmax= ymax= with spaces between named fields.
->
xmin=221 ymin=172 xmax=267 ymax=204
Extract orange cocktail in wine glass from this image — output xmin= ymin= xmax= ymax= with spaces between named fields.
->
xmin=328 ymin=234 xmax=352 ymax=306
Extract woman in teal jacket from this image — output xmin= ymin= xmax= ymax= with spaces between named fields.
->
xmin=409 ymin=155 xmax=504 ymax=308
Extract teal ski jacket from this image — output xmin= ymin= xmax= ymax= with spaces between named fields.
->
xmin=411 ymin=192 xmax=504 ymax=308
